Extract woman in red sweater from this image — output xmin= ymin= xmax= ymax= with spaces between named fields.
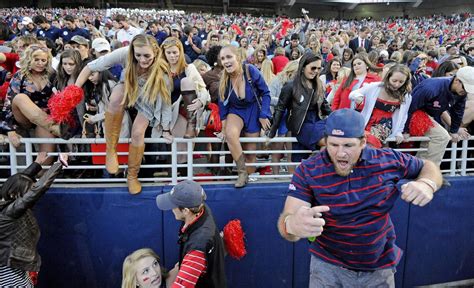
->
xmin=331 ymin=53 xmax=381 ymax=111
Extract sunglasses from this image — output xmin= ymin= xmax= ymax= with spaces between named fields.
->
xmin=310 ymin=66 xmax=322 ymax=71
xmin=29 ymin=45 xmax=49 ymax=52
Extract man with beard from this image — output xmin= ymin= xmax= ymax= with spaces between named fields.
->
xmin=277 ymin=109 xmax=442 ymax=287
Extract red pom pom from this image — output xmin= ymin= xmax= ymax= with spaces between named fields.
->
xmin=223 ymin=219 xmax=247 ymax=260
xmin=280 ymin=19 xmax=293 ymax=37
xmin=409 ymin=110 xmax=434 ymax=136
xmin=48 ymin=85 xmax=84 ymax=124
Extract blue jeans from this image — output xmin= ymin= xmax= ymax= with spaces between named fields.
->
xmin=309 ymin=255 xmax=396 ymax=288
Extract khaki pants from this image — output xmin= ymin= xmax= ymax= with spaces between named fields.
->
xmin=416 ymin=118 xmax=451 ymax=166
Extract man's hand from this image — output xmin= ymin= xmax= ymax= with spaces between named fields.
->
xmin=286 ymin=205 xmax=330 ymax=238
xmin=450 ymin=132 xmax=461 ymax=143
xmin=457 ymin=127 xmax=470 ymax=140
xmin=401 ymin=181 xmax=434 ymax=206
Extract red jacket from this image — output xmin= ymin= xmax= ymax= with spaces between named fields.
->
xmin=331 ymin=73 xmax=381 ymax=110
xmin=272 ymin=55 xmax=289 ymax=75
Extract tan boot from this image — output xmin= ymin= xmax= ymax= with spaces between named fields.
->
xmin=127 ymin=145 xmax=145 ymax=194
xmin=104 ymin=111 xmax=124 ymax=174
xmin=235 ymin=154 xmax=248 ymax=188
xmin=182 ymin=90 xmax=198 ymax=139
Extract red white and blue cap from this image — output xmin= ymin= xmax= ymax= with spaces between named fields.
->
xmin=325 ymin=109 xmax=365 ymax=138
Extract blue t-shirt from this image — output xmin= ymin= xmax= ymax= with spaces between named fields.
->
xmin=289 ymin=146 xmax=423 ymax=271
xmin=181 ymin=36 xmax=202 ymax=62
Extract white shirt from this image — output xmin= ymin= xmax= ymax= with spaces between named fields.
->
xmin=116 ymin=26 xmax=142 ymax=44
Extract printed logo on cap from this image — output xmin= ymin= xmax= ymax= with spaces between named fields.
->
xmin=332 ymin=129 xmax=345 ymax=136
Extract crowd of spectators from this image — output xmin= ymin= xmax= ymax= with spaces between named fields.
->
xmin=0 ymin=7 xmax=473 ymax=184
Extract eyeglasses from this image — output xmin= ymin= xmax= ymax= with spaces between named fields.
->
xmin=310 ymin=66 xmax=322 ymax=71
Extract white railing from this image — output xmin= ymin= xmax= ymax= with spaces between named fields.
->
xmin=1 ymin=136 xmax=473 ymax=185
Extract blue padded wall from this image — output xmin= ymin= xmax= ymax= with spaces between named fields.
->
xmin=32 ymin=178 xmax=473 ymax=287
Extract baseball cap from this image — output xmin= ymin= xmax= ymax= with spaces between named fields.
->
xmin=92 ymin=38 xmax=111 ymax=52
xmin=456 ymin=66 xmax=474 ymax=94
xmin=69 ymin=35 xmax=89 ymax=46
xmin=325 ymin=109 xmax=365 ymax=138
xmin=156 ymin=180 xmax=207 ymax=210
xmin=170 ymin=24 xmax=181 ymax=31
xmin=22 ymin=17 xmax=33 ymax=25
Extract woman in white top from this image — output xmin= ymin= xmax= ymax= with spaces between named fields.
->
xmin=349 ymin=64 xmax=412 ymax=148
xmin=75 ymin=34 xmax=172 ymax=194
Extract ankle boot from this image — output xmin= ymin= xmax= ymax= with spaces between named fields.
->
xmin=127 ymin=145 xmax=145 ymax=194
xmin=104 ymin=111 xmax=124 ymax=174
xmin=235 ymin=154 xmax=248 ymax=188
xmin=182 ymin=90 xmax=198 ymax=139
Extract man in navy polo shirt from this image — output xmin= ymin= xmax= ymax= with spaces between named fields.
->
xmin=60 ymin=15 xmax=90 ymax=43
xmin=277 ymin=109 xmax=442 ymax=287
xmin=33 ymin=15 xmax=61 ymax=42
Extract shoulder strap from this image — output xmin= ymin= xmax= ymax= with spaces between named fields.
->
xmin=19 ymin=75 xmax=26 ymax=93
xmin=243 ymin=64 xmax=262 ymax=110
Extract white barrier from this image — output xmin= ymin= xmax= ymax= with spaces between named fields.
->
xmin=1 ymin=136 xmax=473 ymax=184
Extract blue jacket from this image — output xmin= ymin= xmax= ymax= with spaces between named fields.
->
xmin=405 ymin=77 xmax=466 ymax=133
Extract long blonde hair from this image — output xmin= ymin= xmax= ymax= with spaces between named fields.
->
xmin=19 ymin=45 xmax=53 ymax=82
xmin=261 ymin=59 xmax=275 ymax=85
xmin=276 ymin=60 xmax=299 ymax=84
xmin=122 ymin=248 xmax=162 ymax=288
xmin=160 ymin=37 xmax=187 ymax=75
xmin=218 ymin=45 xmax=244 ymax=101
xmin=124 ymin=34 xmax=171 ymax=107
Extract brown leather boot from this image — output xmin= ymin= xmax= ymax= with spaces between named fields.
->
xmin=182 ymin=90 xmax=198 ymax=139
xmin=235 ymin=154 xmax=248 ymax=188
xmin=104 ymin=111 xmax=124 ymax=174
xmin=127 ymin=145 xmax=145 ymax=194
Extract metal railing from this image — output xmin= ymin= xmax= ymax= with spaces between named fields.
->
xmin=1 ymin=136 xmax=473 ymax=185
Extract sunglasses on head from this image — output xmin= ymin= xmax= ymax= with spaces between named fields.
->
xmin=29 ymin=45 xmax=48 ymax=52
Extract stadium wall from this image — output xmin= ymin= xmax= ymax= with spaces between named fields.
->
xmin=34 ymin=178 xmax=474 ymax=287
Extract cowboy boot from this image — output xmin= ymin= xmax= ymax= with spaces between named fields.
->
xmin=182 ymin=90 xmax=198 ymax=139
xmin=104 ymin=111 xmax=124 ymax=174
xmin=235 ymin=154 xmax=248 ymax=188
xmin=127 ymin=145 xmax=145 ymax=194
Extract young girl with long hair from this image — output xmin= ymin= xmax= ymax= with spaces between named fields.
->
xmin=218 ymin=45 xmax=271 ymax=187
xmin=75 ymin=34 xmax=172 ymax=194
xmin=160 ymin=37 xmax=209 ymax=140
xmin=268 ymin=52 xmax=330 ymax=162
xmin=331 ymin=53 xmax=381 ymax=110
xmin=1 ymin=45 xmax=64 ymax=156
xmin=349 ymin=64 xmax=412 ymax=148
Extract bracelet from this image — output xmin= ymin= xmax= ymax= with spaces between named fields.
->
xmin=417 ymin=178 xmax=438 ymax=193
xmin=284 ymin=214 xmax=293 ymax=236
xmin=163 ymin=130 xmax=170 ymax=132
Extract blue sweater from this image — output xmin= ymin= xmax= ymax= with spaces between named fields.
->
xmin=405 ymin=77 xmax=466 ymax=133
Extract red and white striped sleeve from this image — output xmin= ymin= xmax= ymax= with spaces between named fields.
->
xmin=171 ymin=250 xmax=207 ymax=288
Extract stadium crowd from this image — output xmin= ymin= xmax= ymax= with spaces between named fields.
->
xmin=0 ymin=6 xmax=473 ymax=287
xmin=0 ymin=7 xmax=473 ymax=189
